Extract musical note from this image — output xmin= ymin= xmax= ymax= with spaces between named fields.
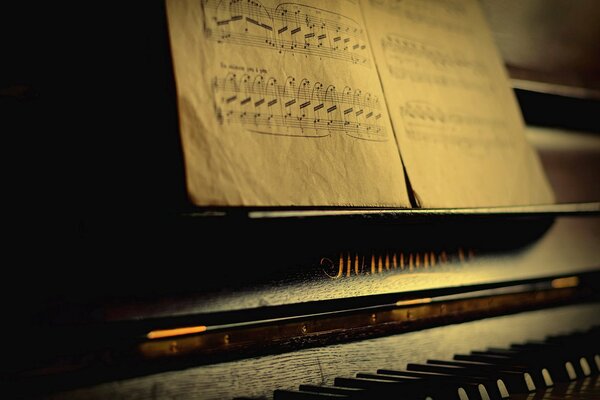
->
xmin=399 ymin=101 xmax=512 ymax=153
xmin=201 ymin=0 xmax=371 ymax=66
xmin=213 ymin=73 xmax=387 ymax=141
xmin=381 ymin=34 xmax=493 ymax=93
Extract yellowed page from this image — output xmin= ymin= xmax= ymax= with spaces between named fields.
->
xmin=361 ymin=0 xmax=554 ymax=207
xmin=165 ymin=0 xmax=410 ymax=206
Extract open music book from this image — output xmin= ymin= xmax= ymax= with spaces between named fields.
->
xmin=165 ymin=0 xmax=554 ymax=208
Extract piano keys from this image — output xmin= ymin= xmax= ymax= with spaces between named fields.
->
xmin=275 ymin=327 xmax=600 ymax=399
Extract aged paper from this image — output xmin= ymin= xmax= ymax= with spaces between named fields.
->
xmin=361 ymin=0 xmax=555 ymax=207
xmin=166 ymin=0 xmax=410 ymax=206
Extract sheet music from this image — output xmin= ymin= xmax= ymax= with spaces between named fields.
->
xmin=166 ymin=0 xmax=410 ymax=206
xmin=361 ymin=0 xmax=554 ymax=207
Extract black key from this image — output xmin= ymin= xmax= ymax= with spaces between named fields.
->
xmin=476 ymin=344 xmax=580 ymax=382
xmin=352 ymin=374 xmax=436 ymax=399
xmin=274 ymin=389 xmax=347 ymax=399
xmin=333 ymin=376 xmax=424 ymax=400
xmin=509 ymin=342 xmax=585 ymax=379
xmin=353 ymin=373 xmax=460 ymax=399
xmin=298 ymin=384 xmax=364 ymax=399
xmin=453 ymin=353 xmax=553 ymax=388
xmin=544 ymin=333 xmax=600 ymax=376
xmin=548 ymin=340 xmax=600 ymax=378
xmin=407 ymin=363 xmax=514 ymax=398
xmin=373 ymin=370 xmax=491 ymax=400
xmin=427 ymin=359 xmax=537 ymax=393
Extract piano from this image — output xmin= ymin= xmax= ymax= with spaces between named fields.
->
xmin=6 ymin=1 xmax=600 ymax=399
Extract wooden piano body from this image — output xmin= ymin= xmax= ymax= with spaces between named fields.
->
xmin=10 ymin=1 xmax=600 ymax=398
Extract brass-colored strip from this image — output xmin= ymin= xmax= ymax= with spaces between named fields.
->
xmin=146 ymin=325 xmax=207 ymax=340
xmin=551 ymin=276 xmax=579 ymax=288
xmin=138 ymin=286 xmax=588 ymax=360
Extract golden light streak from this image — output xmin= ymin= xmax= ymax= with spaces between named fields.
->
xmin=346 ymin=253 xmax=351 ymax=277
xmin=551 ymin=276 xmax=579 ymax=288
xmin=147 ymin=325 xmax=207 ymax=340
xmin=396 ymin=298 xmax=432 ymax=306
xmin=371 ymin=254 xmax=376 ymax=274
